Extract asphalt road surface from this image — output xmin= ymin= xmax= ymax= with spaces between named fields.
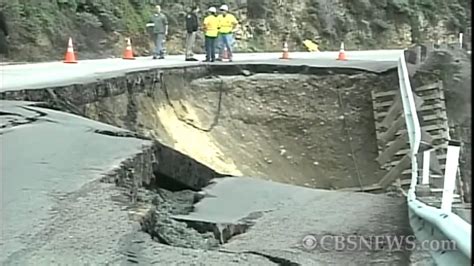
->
xmin=175 ymin=177 xmax=434 ymax=265
xmin=0 ymin=101 xmax=152 ymax=264
xmin=0 ymin=51 xmax=438 ymax=265
xmin=0 ymin=50 xmax=402 ymax=92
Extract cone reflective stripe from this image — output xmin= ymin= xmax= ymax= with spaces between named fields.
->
xmin=64 ymin=37 xmax=78 ymax=64
xmin=280 ymin=41 xmax=290 ymax=59
xmin=336 ymin=42 xmax=347 ymax=61
xmin=123 ymin=38 xmax=135 ymax=60
xmin=67 ymin=38 xmax=74 ymax=52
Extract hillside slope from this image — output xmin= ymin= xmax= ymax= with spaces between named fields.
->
xmin=1 ymin=0 xmax=471 ymax=61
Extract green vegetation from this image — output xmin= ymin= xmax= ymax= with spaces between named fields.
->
xmin=1 ymin=0 xmax=471 ymax=61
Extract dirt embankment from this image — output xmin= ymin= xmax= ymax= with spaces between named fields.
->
xmin=79 ymin=66 xmax=397 ymax=190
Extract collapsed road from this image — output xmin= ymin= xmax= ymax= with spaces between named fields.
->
xmin=0 ymin=52 xmax=436 ymax=265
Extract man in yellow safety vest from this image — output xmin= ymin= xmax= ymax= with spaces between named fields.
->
xmin=216 ymin=4 xmax=238 ymax=62
xmin=202 ymin=7 xmax=219 ymax=62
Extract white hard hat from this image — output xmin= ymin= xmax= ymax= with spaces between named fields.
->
xmin=208 ymin=7 xmax=217 ymax=13
xmin=220 ymin=4 xmax=228 ymax=11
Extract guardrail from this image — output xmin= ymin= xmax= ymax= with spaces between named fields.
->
xmin=398 ymin=51 xmax=471 ymax=263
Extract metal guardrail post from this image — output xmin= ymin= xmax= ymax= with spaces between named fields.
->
xmin=422 ymin=149 xmax=431 ymax=185
xmin=415 ymin=46 xmax=421 ymax=65
xmin=441 ymin=140 xmax=461 ymax=212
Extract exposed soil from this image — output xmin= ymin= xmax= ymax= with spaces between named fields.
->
xmin=127 ymin=70 xmax=398 ymax=190
xmin=78 ymin=66 xmax=398 ymax=190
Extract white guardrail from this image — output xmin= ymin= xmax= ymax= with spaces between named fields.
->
xmin=398 ymin=51 xmax=471 ymax=261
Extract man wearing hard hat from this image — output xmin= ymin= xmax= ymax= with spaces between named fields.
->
xmin=216 ymin=4 xmax=238 ymax=61
xmin=202 ymin=7 xmax=219 ymax=62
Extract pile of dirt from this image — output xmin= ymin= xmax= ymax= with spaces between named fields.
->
xmin=140 ymin=188 xmax=221 ymax=250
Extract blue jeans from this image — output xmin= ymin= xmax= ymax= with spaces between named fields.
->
xmin=205 ymin=36 xmax=217 ymax=61
xmin=218 ymin=33 xmax=234 ymax=59
xmin=154 ymin=33 xmax=165 ymax=56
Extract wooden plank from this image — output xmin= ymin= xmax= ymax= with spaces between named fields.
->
xmin=377 ymin=132 xmax=410 ymax=165
xmin=373 ymin=90 xmax=398 ymax=98
xmin=419 ymin=93 xmax=444 ymax=101
xmin=419 ymin=103 xmax=445 ymax=111
xmin=379 ymin=95 xmax=402 ymax=128
xmin=376 ymin=103 xmax=445 ymax=119
xmin=379 ymin=154 xmax=412 ymax=189
xmin=422 ymin=113 xmax=448 ymax=122
xmin=379 ymin=114 xmax=405 ymax=144
xmin=382 ymin=131 xmax=445 ymax=148
xmin=373 ymin=100 xmax=397 ymax=109
xmin=414 ymin=82 xmax=440 ymax=92
xmin=395 ymin=143 xmax=447 ymax=156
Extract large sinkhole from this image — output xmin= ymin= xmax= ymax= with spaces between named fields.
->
xmin=97 ymin=65 xmax=397 ymax=189
xmin=81 ymin=64 xmax=400 ymax=250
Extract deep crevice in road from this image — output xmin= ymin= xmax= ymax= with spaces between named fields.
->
xmin=245 ymin=251 xmax=301 ymax=266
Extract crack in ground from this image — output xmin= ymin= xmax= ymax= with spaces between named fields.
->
xmin=218 ymin=248 xmax=301 ymax=266
xmin=0 ymin=106 xmax=57 ymax=130
xmin=138 ymin=187 xmax=297 ymax=264
xmin=245 ymin=251 xmax=301 ymax=266
xmin=93 ymin=129 xmax=151 ymax=140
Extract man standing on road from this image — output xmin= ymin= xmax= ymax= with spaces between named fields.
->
xmin=0 ymin=9 xmax=9 ymax=58
xmin=185 ymin=6 xmax=199 ymax=61
xmin=216 ymin=4 xmax=238 ymax=62
xmin=147 ymin=5 xmax=168 ymax=59
xmin=202 ymin=7 xmax=219 ymax=62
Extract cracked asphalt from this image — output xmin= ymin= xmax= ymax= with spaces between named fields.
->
xmin=0 ymin=101 xmax=152 ymax=264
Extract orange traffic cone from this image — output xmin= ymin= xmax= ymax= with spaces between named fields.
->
xmin=123 ymin=38 xmax=135 ymax=60
xmin=280 ymin=41 xmax=290 ymax=59
xmin=64 ymin=37 xmax=78 ymax=64
xmin=336 ymin=42 xmax=347 ymax=61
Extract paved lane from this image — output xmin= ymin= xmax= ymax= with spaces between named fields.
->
xmin=0 ymin=101 xmax=152 ymax=263
xmin=0 ymin=50 xmax=402 ymax=92
xmin=173 ymin=177 xmax=434 ymax=265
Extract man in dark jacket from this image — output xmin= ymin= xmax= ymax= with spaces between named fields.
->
xmin=0 ymin=10 xmax=9 ymax=57
xmin=185 ymin=6 xmax=199 ymax=61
